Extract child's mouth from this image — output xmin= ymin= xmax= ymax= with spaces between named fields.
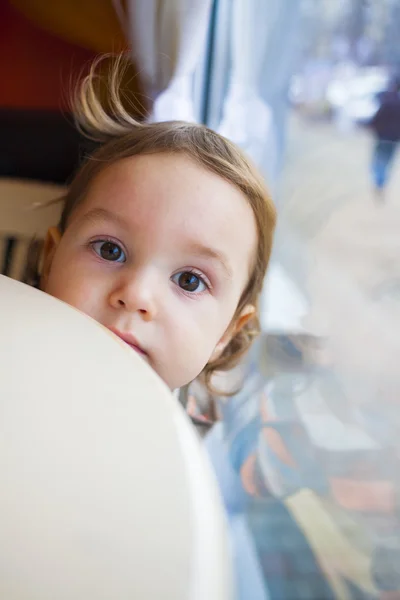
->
xmin=107 ymin=328 xmax=148 ymax=357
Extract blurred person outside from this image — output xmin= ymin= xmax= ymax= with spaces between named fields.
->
xmin=369 ymin=76 xmax=400 ymax=201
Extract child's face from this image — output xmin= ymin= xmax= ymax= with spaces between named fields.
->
xmin=42 ymin=153 xmax=257 ymax=390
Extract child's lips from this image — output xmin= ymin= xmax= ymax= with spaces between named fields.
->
xmin=107 ymin=328 xmax=148 ymax=357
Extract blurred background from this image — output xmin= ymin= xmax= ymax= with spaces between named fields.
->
xmin=1 ymin=1 xmax=400 ymax=598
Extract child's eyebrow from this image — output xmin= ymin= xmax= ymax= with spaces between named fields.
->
xmin=78 ymin=207 xmax=128 ymax=230
xmin=186 ymin=242 xmax=233 ymax=279
xmin=79 ymin=207 xmax=233 ymax=279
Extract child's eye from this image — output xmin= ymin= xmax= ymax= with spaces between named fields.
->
xmin=91 ymin=240 xmax=126 ymax=263
xmin=171 ymin=271 xmax=208 ymax=293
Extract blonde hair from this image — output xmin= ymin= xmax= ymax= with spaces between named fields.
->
xmin=57 ymin=55 xmax=276 ymax=391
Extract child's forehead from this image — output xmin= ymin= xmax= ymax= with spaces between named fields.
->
xmin=90 ymin=152 xmax=223 ymax=193
xmin=70 ymin=154 xmax=258 ymax=277
xmin=82 ymin=153 xmax=254 ymax=227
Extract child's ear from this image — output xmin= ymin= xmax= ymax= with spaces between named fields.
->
xmin=210 ymin=304 xmax=256 ymax=362
xmin=40 ymin=227 xmax=61 ymax=289
xmin=233 ymin=304 xmax=256 ymax=335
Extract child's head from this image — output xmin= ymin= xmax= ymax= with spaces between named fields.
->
xmin=41 ymin=57 xmax=276 ymax=391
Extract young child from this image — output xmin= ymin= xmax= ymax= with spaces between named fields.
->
xmin=40 ymin=56 xmax=276 ymax=394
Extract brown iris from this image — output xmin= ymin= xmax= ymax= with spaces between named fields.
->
xmin=178 ymin=272 xmax=201 ymax=292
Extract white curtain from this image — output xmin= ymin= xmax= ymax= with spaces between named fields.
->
xmin=218 ymin=0 xmax=278 ymax=187
xmin=117 ymin=0 xmax=213 ymax=122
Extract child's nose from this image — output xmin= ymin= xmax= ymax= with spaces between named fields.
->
xmin=108 ymin=274 xmax=158 ymax=321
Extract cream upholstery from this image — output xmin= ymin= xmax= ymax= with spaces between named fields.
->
xmin=0 ymin=275 xmax=233 ymax=600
